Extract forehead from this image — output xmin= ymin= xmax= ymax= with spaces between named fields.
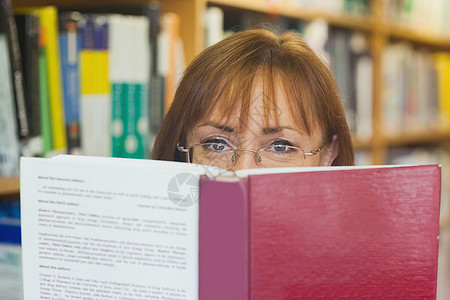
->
xmin=200 ymin=80 xmax=306 ymax=132
xmin=183 ymin=64 xmax=319 ymax=140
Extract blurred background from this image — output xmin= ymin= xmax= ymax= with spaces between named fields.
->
xmin=0 ymin=0 xmax=449 ymax=299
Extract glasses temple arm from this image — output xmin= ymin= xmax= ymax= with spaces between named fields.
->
xmin=176 ymin=142 xmax=189 ymax=153
xmin=304 ymin=139 xmax=331 ymax=156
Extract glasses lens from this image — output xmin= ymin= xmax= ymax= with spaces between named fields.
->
xmin=190 ymin=143 xmax=235 ymax=169
xmin=258 ymin=145 xmax=306 ymax=168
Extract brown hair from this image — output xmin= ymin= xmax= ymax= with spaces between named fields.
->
xmin=152 ymin=28 xmax=354 ymax=166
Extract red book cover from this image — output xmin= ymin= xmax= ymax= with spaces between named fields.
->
xmin=199 ymin=165 xmax=441 ymax=299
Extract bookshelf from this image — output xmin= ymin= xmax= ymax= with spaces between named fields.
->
xmin=7 ymin=0 xmax=448 ymax=161
xmin=2 ymin=1 xmax=447 ymax=167
xmin=3 ymin=0 xmax=450 ymax=203
xmin=1 ymin=0 xmax=447 ymax=231
xmin=2 ymin=1 xmax=450 ymax=298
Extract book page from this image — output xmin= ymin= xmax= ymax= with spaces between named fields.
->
xmin=20 ymin=156 xmax=209 ymax=300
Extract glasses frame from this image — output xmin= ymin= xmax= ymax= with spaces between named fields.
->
xmin=176 ymin=139 xmax=329 ymax=169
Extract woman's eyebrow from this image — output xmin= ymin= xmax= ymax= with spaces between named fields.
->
xmin=262 ymin=126 xmax=297 ymax=135
xmin=198 ymin=121 xmax=235 ymax=133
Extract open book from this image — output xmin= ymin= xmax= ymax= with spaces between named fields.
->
xmin=20 ymin=155 xmax=441 ymax=299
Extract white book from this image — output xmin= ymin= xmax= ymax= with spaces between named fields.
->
xmin=80 ymin=15 xmax=111 ymax=157
xmin=0 ymin=34 xmax=20 ymax=176
xmin=81 ymin=94 xmax=111 ymax=156
xmin=204 ymin=7 xmax=224 ymax=48
xmin=382 ymin=43 xmax=411 ymax=135
xmin=355 ymin=54 xmax=373 ymax=141
xmin=20 ymin=156 xmax=207 ymax=300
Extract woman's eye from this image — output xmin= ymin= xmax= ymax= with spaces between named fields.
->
xmin=210 ymin=144 xmax=228 ymax=151
xmin=273 ymin=144 xmax=288 ymax=152
xmin=203 ymin=138 xmax=232 ymax=151
xmin=268 ymin=140 xmax=295 ymax=153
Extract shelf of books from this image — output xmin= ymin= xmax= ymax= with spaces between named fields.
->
xmin=1 ymin=0 xmax=449 ymax=169
xmin=1 ymin=0 xmax=450 ymax=297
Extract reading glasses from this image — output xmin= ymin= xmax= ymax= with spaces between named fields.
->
xmin=177 ymin=140 xmax=328 ymax=170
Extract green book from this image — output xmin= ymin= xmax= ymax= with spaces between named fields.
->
xmin=38 ymin=43 xmax=52 ymax=156
xmin=123 ymin=83 xmax=148 ymax=159
xmin=111 ymin=82 xmax=125 ymax=158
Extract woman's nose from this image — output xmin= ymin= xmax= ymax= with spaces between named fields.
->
xmin=230 ymin=151 xmax=259 ymax=171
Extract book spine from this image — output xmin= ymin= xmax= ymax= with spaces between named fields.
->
xmin=0 ymin=33 xmax=20 ymax=176
xmin=123 ymin=16 xmax=149 ymax=159
xmin=205 ymin=7 xmax=224 ymax=48
xmin=380 ymin=43 xmax=439 ymax=135
xmin=381 ymin=43 xmax=442 ymax=136
xmin=110 ymin=82 xmax=124 ymax=157
xmin=327 ymin=28 xmax=356 ymax=135
xmin=123 ymin=82 xmax=139 ymax=157
xmin=355 ymin=54 xmax=373 ymax=141
xmin=97 ymin=15 xmax=110 ymax=156
xmin=143 ymin=3 xmax=163 ymax=152
xmin=14 ymin=14 xmax=39 ymax=139
xmin=160 ymin=12 xmax=181 ymax=114
xmin=381 ymin=43 xmax=402 ymax=135
xmin=79 ymin=15 xmax=94 ymax=156
xmin=123 ymin=83 xmax=149 ymax=159
xmin=79 ymin=14 xmax=111 ymax=157
xmin=97 ymin=16 xmax=111 ymax=157
xmin=26 ymin=14 xmax=41 ymax=139
xmin=199 ymin=176 xmax=249 ymax=300
xmin=38 ymin=27 xmax=53 ymax=157
xmin=95 ymin=46 xmax=111 ymax=157
xmin=434 ymin=53 xmax=450 ymax=131
xmin=108 ymin=14 xmax=125 ymax=158
xmin=1 ymin=0 xmax=29 ymax=139
xmin=428 ymin=56 xmax=439 ymax=129
xmin=13 ymin=12 xmax=43 ymax=157
xmin=39 ymin=6 xmax=67 ymax=153
xmin=59 ymin=12 xmax=81 ymax=155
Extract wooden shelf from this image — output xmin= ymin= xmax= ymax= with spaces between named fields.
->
xmin=4 ymin=3 xmax=449 ymax=298
xmin=0 ymin=178 xmax=20 ymax=197
xmin=209 ymin=0 xmax=375 ymax=32
xmin=386 ymin=24 xmax=450 ymax=49
xmin=383 ymin=130 xmax=450 ymax=148
xmin=12 ymin=0 xmax=152 ymax=8
xmin=9 ymin=0 xmax=450 ymax=177
xmin=352 ymin=137 xmax=373 ymax=150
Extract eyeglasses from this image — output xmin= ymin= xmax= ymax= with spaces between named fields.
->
xmin=177 ymin=140 xmax=328 ymax=170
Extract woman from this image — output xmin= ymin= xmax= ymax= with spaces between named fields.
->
xmin=152 ymin=28 xmax=354 ymax=169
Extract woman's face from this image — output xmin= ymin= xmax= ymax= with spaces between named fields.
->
xmin=185 ymin=83 xmax=337 ymax=170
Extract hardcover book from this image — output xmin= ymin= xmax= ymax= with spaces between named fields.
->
xmin=16 ymin=6 xmax=67 ymax=154
xmin=1 ymin=0 xmax=29 ymax=139
xmin=79 ymin=14 xmax=111 ymax=157
xmin=20 ymin=155 xmax=441 ymax=299
xmin=0 ymin=1 xmax=20 ymax=176
xmin=108 ymin=14 xmax=150 ymax=159
xmin=59 ymin=11 xmax=82 ymax=155
xmin=15 ymin=12 xmax=43 ymax=157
